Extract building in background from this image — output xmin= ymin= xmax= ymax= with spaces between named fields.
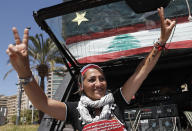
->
xmin=0 ymin=74 xmax=40 ymax=125
xmin=18 ymin=74 xmax=39 ymax=124
xmin=47 ymin=69 xmax=66 ymax=99
xmin=0 ymin=95 xmax=8 ymax=108
xmin=18 ymin=88 xmax=30 ymax=111
xmin=19 ymin=74 xmax=39 ymax=111
xmin=7 ymin=95 xmax=17 ymax=124
xmin=0 ymin=95 xmax=8 ymax=125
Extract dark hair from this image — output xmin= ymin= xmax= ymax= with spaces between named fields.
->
xmin=75 ymin=67 xmax=105 ymax=95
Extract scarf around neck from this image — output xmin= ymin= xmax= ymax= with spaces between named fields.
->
xmin=77 ymin=93 xmax=116 ymax=124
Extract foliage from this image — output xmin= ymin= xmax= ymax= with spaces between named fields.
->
xmin=0 ymin=124 xmax=39 ymax=131
xmin=4 ymin=34 xmax=66 ymax=123
xmin=28 ymin=34 xmax=65 ymax=122
xmin=9 ymin=109 xmax=39 ymax=125
xmin=20 ymin=109 xmax=39 ymax=125
xmin=28 ymin=34 xmax=64 ymax=74
xmin=3 ymin=34 xmax=65 ymax=81
xmin=11 ymin=115 xmax=17 ymax=125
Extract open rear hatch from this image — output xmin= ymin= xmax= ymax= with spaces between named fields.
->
xmin=33 ymin=0 xmax=192 ymax=130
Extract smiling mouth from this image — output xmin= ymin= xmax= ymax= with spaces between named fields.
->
xmin=94 ymin=88 xmax=104 ymax=93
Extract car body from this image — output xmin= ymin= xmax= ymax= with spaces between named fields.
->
xmin=33 ymin=0 xmax=192 ymax=130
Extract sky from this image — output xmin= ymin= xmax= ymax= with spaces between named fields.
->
xmin=0 ymin=0 xmax=62 ymax=96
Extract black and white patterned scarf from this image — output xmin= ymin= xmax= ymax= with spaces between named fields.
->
xmin=77 ymin=93 xmax=116 ymax=124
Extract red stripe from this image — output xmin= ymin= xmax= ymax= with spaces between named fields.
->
xmin=77 ymin=40 xmax=192 ymax=63
xmin=82 ymin=119 xmax=125 ymax=131
xmin=66 ymin=16 xmax=189 ymax=44
xmin=81 ymin=65 xmax=101 ymax=76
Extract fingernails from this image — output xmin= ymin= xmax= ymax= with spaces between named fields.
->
xmin=8 ymin=44 xmax=13 ymax=48
xmin=6 ymin=49 xmax=9 ymax=54
xmin=26 ymin=26 xmax=31 ymax=30
xmin=12 ymin=27 xmax=16 ymax=30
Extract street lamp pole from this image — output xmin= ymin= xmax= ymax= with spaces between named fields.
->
xmin=16 ymin=83 xmax=22 ymax=125
xmin=31 ymin=105 xmax=34 ymax=124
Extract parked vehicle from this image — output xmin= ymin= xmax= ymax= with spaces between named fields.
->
xmin=33 ymin=0 xmax=192 ymax=130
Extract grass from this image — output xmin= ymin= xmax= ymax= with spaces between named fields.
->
xmin=0 ymin=124 xmax=39 ymax=131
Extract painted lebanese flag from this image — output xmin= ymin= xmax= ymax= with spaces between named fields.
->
xmin=82 ymin=119 xmax=126 ymax=131
xmin=66 ymin=20 xmax=192 ymax=63
xmin=45 ymin=0 xmax=192 ymax=64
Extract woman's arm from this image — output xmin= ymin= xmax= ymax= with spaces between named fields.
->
xmin=6 ymin=27 xmax=67 ymax=120
xmin=121 ymin=7 xmax=176 ymax=102
xmin=23 ymin=77 xmax=67 ymax=120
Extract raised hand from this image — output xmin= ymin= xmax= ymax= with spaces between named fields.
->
xmin=158 ymin=7 xmax=176 ymax=44
xmin=6 ymin=27 xmax=32 ymax=78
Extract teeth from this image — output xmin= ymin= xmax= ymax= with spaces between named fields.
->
xmin=95 ymin=89 xmax=102 ymax=91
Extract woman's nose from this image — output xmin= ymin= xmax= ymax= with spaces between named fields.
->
xmin=95 ymin=79 xmax=102 ymax=87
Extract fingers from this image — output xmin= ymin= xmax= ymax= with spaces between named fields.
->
xmin=158 ymin=7 xmax=165 ymax=26
xmin=6 ymin=44 xmax=18 ymax=56
xmin=12 ymin=27 xmax=21 ymax=45
xmin=158 ymin=7 xmax=176 ymax=30
xmin=166 ymin=19 xmax=174 ymax=25
xmin=6 ymin=49 xmax=11 ymax=56
xmin=169 ymin=20 xmax=176 ymax=30
xmin=165 ymin=19 xmax=176 ymax=29
xmin=22 ymin=28 xmax=29 ymax=46
xmin=165 ymin=19 xmax=172 ymax=25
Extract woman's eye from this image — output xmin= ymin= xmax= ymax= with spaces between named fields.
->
xmin=88 ymin=78 xmax=95 ymax=82
xmin=99 ymin=77 xmax=105 ymax=82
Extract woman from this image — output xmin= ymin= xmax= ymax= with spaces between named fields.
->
xmin=6 ymin=7 xmax=175 ymax=130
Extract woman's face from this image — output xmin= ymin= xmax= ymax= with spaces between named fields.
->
xmin=82 ymin=68 xmax=107 ymax=100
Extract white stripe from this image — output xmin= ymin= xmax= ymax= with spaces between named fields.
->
xmin=68 ymin=22 xmax=192 ymax=59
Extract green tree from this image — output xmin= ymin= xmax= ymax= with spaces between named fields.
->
xmin=4 ymin=34 xmax=65 ymax=123
xmin=20 ymin=109 xmax=39 ymax=125
xmin=28 ymin=34 xmax=64 ymax=92
xmin=28 ymin=34 xmax=64 ymax=122
xmin=11 ymin=115 xmax=17 ymax=125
